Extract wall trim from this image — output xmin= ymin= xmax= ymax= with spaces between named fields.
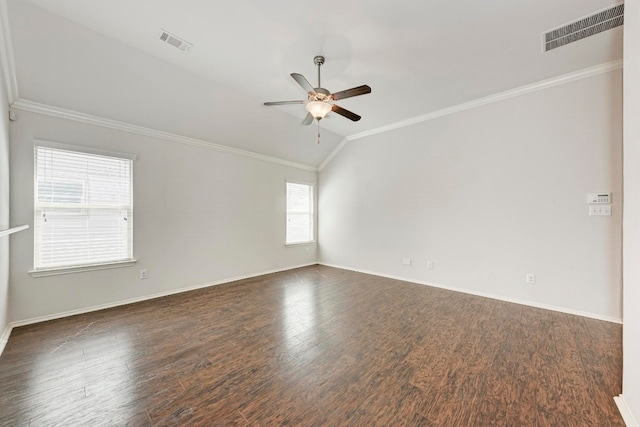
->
xmin=0 ymin=262 xmax=318 ymax=356
xmin=1 ymin=261 xmax=623 ymax=351
xmin=347 ymin=60 xmax=622 ymax=141
xmin=10 ymin=99 xmax=318 ymax=172
xmin=319 ymin=59 xmax=623 ymax=171
xmin=0 ymin=0 xmax=18 ymax=104
xmin=5 ymin=58 xmax=621 ymax=176
xmin=0 ymin=323 xmax=12 ymax=355
xmin=318 ymin=262 xmax=623 ymax=324
xmin=615 ymin=395 xmax=640 ymax=427
xmin=318 ymin=137 xmax=348 ymax=171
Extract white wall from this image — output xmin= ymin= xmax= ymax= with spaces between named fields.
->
xmin=319 ymin=70 xmax=622 ymax=321
xmin=621 ymin=0 xmax=640 ymax=422
xmin=0 ymin=37 xmax=10 ymax=341
xmin=9 ymin=110 xmax=317 ymax=322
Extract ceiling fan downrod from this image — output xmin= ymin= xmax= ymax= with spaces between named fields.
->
xmin=314 ymin=55 xmax=324 ymax=88
xmin=314 ymin=56 xmax=325 ymax=144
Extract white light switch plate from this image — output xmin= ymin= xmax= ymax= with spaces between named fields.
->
xmin=589 ymin=205 xmax=612 ymax=216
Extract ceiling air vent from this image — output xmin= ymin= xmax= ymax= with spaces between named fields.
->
xmin=158 ymin=29 xmax=193 ymax=53
xmin=543 ymin=3 xmax=624 ymax=52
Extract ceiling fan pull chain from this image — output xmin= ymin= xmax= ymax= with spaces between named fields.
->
xmin=317 ymin=121 xmax=321 ymax=144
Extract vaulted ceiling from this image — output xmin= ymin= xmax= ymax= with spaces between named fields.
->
xmin=4 ymin=0 xmax=623 ymax=167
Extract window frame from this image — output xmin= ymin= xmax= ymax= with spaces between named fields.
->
xmin=29 ymin=141 xmax=137 ymax=277
xmin=285 ymin=180 xmax=315 ymax=246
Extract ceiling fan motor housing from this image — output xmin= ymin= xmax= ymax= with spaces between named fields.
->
xmin=310 ymin=87 xmax=331 ymax=101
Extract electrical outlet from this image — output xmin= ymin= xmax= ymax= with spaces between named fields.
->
xmin=139 ymin=269 xmax=148 ymax=280
xmin=426 ymin=260 xmax=434 ymax=269
xmin=402 ymin=258 xmax=412 ymax=266
xmin=526 ymin=273 xmax=535 ymax=284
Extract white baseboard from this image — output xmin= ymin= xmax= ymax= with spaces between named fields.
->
xmin=1 ymin=262 xmax=318 ymax=355
xmin=318 ymin=263 xmax=623 ymax=324
xmin=615 ymin=395 xmax=639 ymax=427
xmin=1 ymin=261 xmax=620 ymax=358
xmin=0 ymin=323 xmax=13 ymax=355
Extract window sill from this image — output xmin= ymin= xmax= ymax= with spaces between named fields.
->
xmin=285 ymin=241 xmax=316 ymax=247
xmin=29 ymin=259 xmax=137 ymax=278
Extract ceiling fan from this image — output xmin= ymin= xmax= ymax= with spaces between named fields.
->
xmin=264 ymin=56 xmax=371 ymax=142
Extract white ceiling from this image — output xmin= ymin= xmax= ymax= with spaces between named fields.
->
xmin=6 ymin=0 xmax=623 ymax=167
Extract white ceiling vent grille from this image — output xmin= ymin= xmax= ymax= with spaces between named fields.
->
xmin=543 ymin=3 xmax=624 ymax=52
xmin=158 ymin=29 xmax=193 ymax=53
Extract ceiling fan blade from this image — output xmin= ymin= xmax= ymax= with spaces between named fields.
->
xmin=332 ymin=105 xmax=361 ymax=122
xmin=331 ymin=85 xmax=371 ymax=101
xmin=264 ymin=100 xmax=305 ymax=106
xmin=291 ymin=73 xmax=316 ymax=95
xmin=302 ymin=112 xmax=314 ymax=126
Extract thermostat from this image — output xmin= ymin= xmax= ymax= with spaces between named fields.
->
xmin=588 ymin=193 xmax=611 ymax=204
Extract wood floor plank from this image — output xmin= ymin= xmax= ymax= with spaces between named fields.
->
xmin=0 ymin=265 xmax=623 ymax=426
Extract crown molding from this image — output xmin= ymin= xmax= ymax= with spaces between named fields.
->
xmin=318 ymin=137 xmax=348 ymax=171
xmin=317 ymin=60 xmax=624 ymax=171
xmin=0 ymin=0 xmax=19 ymax=103
xmin=11 ymin=99 xmax=318 ymax=172
xmin=347 ymin=60 xmax=623 ymax=142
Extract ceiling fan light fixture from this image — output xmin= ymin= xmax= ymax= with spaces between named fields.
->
xmin=305 ymin=101 xmax=332 ymax=120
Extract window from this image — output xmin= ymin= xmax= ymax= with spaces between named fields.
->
xmin=33 ymin=146 xmax=134 ymax=271
xmin=286 ymin=181 xmax=314 ymax=245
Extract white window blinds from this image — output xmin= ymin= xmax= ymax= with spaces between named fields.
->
xmin=34 ymin=146 xmax=133 ymax=270
xmin=286 ymin=181 xmax=314 ymax=244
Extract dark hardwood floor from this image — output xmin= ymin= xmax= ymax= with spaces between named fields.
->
xmin=0 ymin=265 xmax=623 ymax=426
